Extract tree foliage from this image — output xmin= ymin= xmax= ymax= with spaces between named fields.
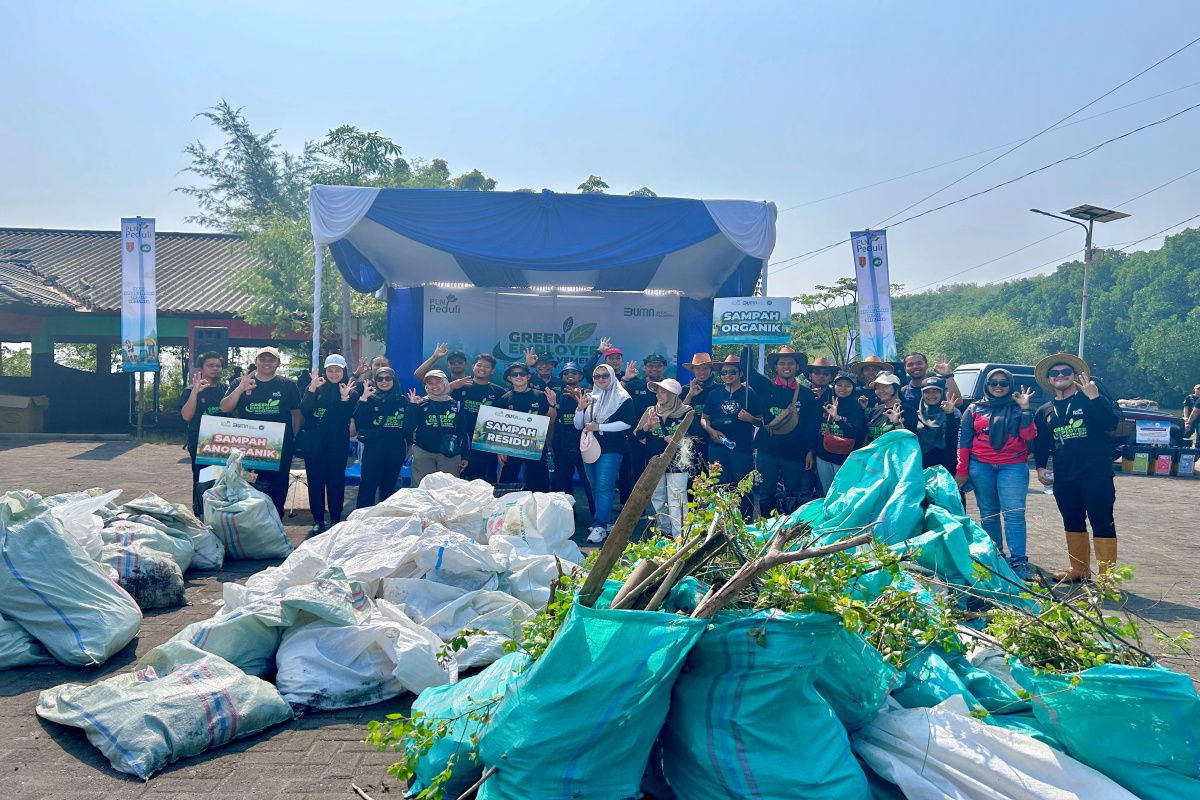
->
xmin=180 ymin=102 xmax=499 ymax=344
xmin=790 ymin=227 xmax=1200 ymax=403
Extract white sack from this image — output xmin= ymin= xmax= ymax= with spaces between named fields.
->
xmin=0 ymin=610 xmax=52 ymax=669
xmin=422 ymin=590 xmax=535 ymax=669
xmin=380 ymin=578 xmax=469 ymax=623
xmin=46 ymin=489 xmax=122 ymax=561
xmin=274 ymin=599 xmax=452 ymax=710
xmin=484 ymin=491 xmax=579 ymax=561
xmin=347 ymin=472 xmax=495 ymax=541
xmin=851 ymin=696 xmax=1139 ymax=800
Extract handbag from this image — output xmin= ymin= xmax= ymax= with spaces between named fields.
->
xmin=580 ymin=430 xmax=601 ymax=464
xmin=766 ymin=383 xmax=802 ymax=436
xmin=293 ymin=427 xmax=321 ymax=460
xmin=822 ymin=430 xmax=857 ymax=456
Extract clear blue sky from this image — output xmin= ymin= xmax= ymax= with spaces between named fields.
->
xmin=3 ymin=1 xmax=1199 ymax=297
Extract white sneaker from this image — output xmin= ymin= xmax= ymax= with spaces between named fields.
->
xmin=586 ymin=526 xmax=607 ymax=544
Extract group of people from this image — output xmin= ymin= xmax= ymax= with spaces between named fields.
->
xmin=180 ymin=342 xmax=1121 ymax=584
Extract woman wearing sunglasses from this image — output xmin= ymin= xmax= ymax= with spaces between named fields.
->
xmin=353 ymin=367 xmax=410 ymax=508
xmin=574 ymin=363 xmax=636 ymax=543
xmin=956 ymin=368 xmax=1037 ymax=579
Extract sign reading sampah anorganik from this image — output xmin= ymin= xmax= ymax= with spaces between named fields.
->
xmin=711 ymin=297 xmax=793 ymax=345
xmin=471 ymin=405 xmax=550 ymax=460
xmin=195 ymin=415 xmax=287 ymax=471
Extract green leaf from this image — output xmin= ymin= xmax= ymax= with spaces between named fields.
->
xmin=567 ymin=322 xmax=597 ymax=344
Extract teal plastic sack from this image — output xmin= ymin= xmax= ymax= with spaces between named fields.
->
xmin=814 ymin=626 xmax=900 ymax=731
xmin=660 ymin=611 xmax=869 ymax=800
xmin=477 ymin=602 xmax=705 ymax=800
xmin=406 ymin=651 xmax=533 ymax=798
xmin=36 ymin=640 xmax=293 ymax=779
xmin=203 ymin=451 xmax=292 ymax=560
xmin=0 ymin=610 xmax=52 ymax=669
xmin=776 ymin=430 xmax=926 ymax=546
xmin=0 ymin=492 xmax=142 ymax=666
xmin=1011 ymin=660 xmax=1200 ymax=799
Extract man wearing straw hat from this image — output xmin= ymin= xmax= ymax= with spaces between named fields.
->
xmin=681 ymin=352 xmax=719 ymax=473
xmin=849 ymin=355 xmax=896 ymax=410
xmin=747 ymin=346 xmax=815 ymax=515
xmin=700 ymin=354 xmax=765 ymax=515
xmin=1032 ymin=353 xmax=1120 ymax=582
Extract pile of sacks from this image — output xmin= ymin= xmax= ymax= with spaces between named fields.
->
xmin=31 ymin=472 xmax=582 ymax=779
xmin=0 ymin=452 xmax=300 ymax=672
xmin=398 ymin=431 xmax=1200 ymax=800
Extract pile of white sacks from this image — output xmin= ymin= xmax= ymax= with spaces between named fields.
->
xmin=177 ymin=472 xmax=582 ymax=709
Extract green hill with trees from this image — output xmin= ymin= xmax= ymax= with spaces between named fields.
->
xmin=788 ymin=227 xmax=1200 ymax=405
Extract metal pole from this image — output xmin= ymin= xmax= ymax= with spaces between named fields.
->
xmin=136 ymin=371 xmax=144 ymax=438
xmin=1079 ymin=219 xmax=1093 ymax=359
xmin=341 ymin=277 xmax=352 ymax=359
xmin=757 ymin=258 xmax=768 ymax=375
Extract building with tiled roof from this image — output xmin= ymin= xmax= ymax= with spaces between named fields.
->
xmin=0 ymin=227 xmax=317 ymax=432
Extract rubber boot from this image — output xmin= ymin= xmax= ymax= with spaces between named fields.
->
xmin=1093 ymin=537 xmax=1118 ymax=576
xmin=1051 ymin=531 xmax=1092 ymax=582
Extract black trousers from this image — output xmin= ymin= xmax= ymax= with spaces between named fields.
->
xmin=1052 ymin=471 xmax=1117 ymax=537
xmin=462 ymin=449 xmax=498 ymax=484
xmin=617 ymin=451 xmax=633 ymax=503
xmin=253 ymin=450 xmax=293 ymax=520
xmin=357 ymin=439 xmax=407 ymax=508
xmin=499 ymin=452 xmax=550 ymax=491
xmin=757 ymin=450 xmax=806 ymax=516
xmin=187 ymin=445 xmax=205 ymax=517
xmin=708 ymin=447 xmax=756 ymax=519
xmin=305 ymin=444 xmax=348 ymax=524
xmin=552 ymin=440 xmax=594 ymax=514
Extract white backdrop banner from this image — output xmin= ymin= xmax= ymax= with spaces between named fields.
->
xmin=851 ymin=229 xmax=898 ymax=361
xmin=120 ymin=217 xmax=158 ymax=372
xmin=422 ymin=288 xmax=680 ymax=371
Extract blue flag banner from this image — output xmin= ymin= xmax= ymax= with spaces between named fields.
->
xmin=120 ymin=217 xmax=158 ymax=372
xmin=851 ymin=229 xmax=897 ymax=362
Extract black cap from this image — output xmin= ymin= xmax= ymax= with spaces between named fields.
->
xmin=504 ymin=362 xmax=532 ymax=378
xmin=536 ymin=352 xmax=558 ymax=364
xmin=446 ymin=351 xmax=468 ymax=363
xmin=643 ymin=353 xmax=668 ymax=365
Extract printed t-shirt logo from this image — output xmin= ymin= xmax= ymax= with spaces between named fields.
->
xmin=720 ymin=397 xmax=740 ymax=417
xmin=246 ymin=397 xmax=281 ymax=416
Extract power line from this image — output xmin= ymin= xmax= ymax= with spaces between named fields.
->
xmin=905 ymin=163 xmax=1200 ymax=291
xmin=778 ymin=79 xmax=1200 ymax=214
xmin=770 ymin=100 xmax=1200 ymax=277
xmin=872 ymin=34 xmax=1200 ymax=227
xmin=981 ymin=211 xmax=1200 ymax=286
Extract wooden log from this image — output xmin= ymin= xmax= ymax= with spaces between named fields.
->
xmin=609 ymin=516 xmax=719 ymax=611
xmin=578 ymin=409 xmax=694 ymax=607
xmin=610 ymin=558 xmax=660 ymax=608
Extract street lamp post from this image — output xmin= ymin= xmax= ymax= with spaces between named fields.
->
xmin=1029 ymin=205 xmax=1130 ymax=360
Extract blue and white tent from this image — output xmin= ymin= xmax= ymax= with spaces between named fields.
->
xmin=308 ymin=185 xmax=777 ymax=374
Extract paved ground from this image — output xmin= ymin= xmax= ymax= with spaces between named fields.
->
xmin=1 ymin=439 xmax=1198 ymax=799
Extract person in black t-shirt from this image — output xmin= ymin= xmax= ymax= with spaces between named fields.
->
xmin=551 ymin=362 xmax=594 ymax=513
xmin=1032 ymin=354 xmax=1120 ymax=583
xmin=495 ymin=363 xmax=557 ymax=491
xmin=528 ymin=351 xmax=564 ymax=393
xmin=681 ymin=352 xmax=718 ymax=478
xmin=748 ymin=346 xmax=815 ymax=516
xmin=1183 ymin=384 xmax=1200 ymax=446
xmin=701 ymin=355 xmax=765 ymax=509
xmin=354 ymin=367 xmax=409 ymax=508
xmin=405 ymin=370 xmax=470 ymax=486
xmin=451 ymin=354 xmax=506 ymax=483
xmin=219 ymin=346 xmax=302 ymax=517
xmin=622 ymin=353 xmax=668 ymax=499
xmin=299 ymin=354 xmax=358 ymax=533
xmin=180 ymin=351 xmax=227 ymax=515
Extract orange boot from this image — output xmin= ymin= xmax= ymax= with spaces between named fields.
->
xmin=1051 ymin=531 xmax=1092 ymax=582
xmin=1093 ymin=537 xmax=1118 ymax=576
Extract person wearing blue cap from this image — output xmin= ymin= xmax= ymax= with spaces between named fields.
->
xmin=528 ymin=351 xmax=563 ymax=392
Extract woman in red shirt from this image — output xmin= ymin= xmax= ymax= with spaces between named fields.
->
xmin=956 ymin=368 xmax=1037 ymax=579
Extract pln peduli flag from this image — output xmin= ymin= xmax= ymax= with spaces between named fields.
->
xmin=120 ymin=217 xmax=158 ymax=372
xmin=850 ymin=229 xmax=897 ymax=362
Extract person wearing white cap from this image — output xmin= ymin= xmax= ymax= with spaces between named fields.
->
xmin=220 ymin=345 xmax=302 ymax=516
xmin=863 ymin=373 xmax=914 ymax=443
xmin=299 ymin=354 xmax=358 ymax=534
xmin=634 ymin=378 xmax=693 ymax=538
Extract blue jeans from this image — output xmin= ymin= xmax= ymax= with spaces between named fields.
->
xmin=969 ymin=459 xmax=1029 ymax=561
xmin=584 ymin=452 xmax=623 ymax=527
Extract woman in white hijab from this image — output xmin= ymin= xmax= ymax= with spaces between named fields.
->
xmin=574 ymin=363 xmax=634 ymax=543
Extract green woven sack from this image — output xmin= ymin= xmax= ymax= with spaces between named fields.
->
xmin=659 ymin=611 xmax=869 ymax=800
xmin=1011 ymin=660 xmax=1200 ymax=800
xmin=476 ymin=602 xmax=705 ymax=800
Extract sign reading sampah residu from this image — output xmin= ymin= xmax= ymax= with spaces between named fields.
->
xmin=471 ymin=405 xmax=550 ymax=460
xmin=195 ymin=415 xmax=287 ymax=471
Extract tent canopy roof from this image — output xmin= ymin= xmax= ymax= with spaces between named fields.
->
xmin=309 ymin=185 xmax=776 ymax=299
